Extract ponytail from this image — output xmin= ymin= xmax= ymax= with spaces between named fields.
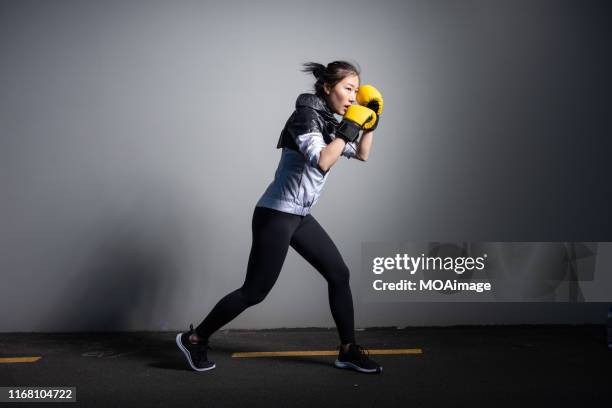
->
xmin=301 ymin=60 xmax=360 ymax=98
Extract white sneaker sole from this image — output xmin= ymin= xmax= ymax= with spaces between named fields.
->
xmin=334 ymin=359 xmax=382 ymax=373
xmin=175 ymin=333 xmax=216 ymax=372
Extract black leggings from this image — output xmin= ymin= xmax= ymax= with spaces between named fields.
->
xmin=195 ymin=206 xmax=356 ymax=345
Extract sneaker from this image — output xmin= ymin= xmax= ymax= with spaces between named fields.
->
xmin=176 ymin=324 xmax=216 ymax=372
xmin=334 ymin=343 xmax=383 ymax=374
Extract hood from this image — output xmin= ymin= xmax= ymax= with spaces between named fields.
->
xmin=295 ymin=93 xmax=337 ymax=122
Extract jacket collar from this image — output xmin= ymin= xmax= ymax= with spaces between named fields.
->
xmin=295 ymin=93 xmax=337 ymax=122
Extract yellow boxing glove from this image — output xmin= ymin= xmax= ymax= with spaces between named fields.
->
xmin=356 ymin=84 xmax=383 ymax=130
xmin=336 ymin=105 xmax=377 ymax=143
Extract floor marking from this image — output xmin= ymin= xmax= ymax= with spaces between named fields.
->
xmin=232 ymin=348 xmax=422 ymax=358
xmin=0 ymin=357 xmax=42 ymax=363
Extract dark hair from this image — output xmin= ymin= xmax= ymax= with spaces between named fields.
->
xmin=302 ymin=61 xmax=360 ymax=98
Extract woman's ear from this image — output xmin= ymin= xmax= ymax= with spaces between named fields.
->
xmin=323 ymin=83 xmax=331 ymax=95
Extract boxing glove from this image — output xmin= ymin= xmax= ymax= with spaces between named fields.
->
xmin=336 ymin=105 xmax=377 ymax=143
xmin=357 ymin=84 xmax=383 ymax=130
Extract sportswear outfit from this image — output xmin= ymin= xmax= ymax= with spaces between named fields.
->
xmin=257 ymin=93 xmax=359 ymax=215
xmin=176 ymin=93 xmax=382 ymax=374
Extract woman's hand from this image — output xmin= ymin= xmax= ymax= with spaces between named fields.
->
xmin=356 ymin=85 xmax=383 ymax=131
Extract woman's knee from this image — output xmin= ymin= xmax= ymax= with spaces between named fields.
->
xmin=239 ymin=286 xmax=269 ymax=306
xmin=327 ymin=263 xmax=351 ymax=287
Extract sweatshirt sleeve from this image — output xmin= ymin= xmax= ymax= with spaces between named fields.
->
xmin=287 ymin=107 xmax=327 ymax=169
xmin=341 ymin=140 xmax=359 ymax=159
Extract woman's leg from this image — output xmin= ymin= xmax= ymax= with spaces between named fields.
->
xmin=194 ymin=207 xmax=302 ymax=341
xmin=289 ymin=214 xmax=356 ymax=345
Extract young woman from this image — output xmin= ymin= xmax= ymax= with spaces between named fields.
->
xmin=177 ymin=61 xmax=384 ymax=374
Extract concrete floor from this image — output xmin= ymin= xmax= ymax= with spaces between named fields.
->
xmin=1 ymin=325 xmax=610 ymax=407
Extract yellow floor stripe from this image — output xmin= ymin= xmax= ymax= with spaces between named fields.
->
xmin=0 ymin=357 xmax=42 ymax=363
xmin=232 ymin=348 xmax=422 ymax=358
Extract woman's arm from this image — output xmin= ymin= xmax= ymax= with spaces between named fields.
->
xmin=318 ymin=138 xmax=347 ymax=173
xmin=318 ymin=129 xmax=375 ymax=171
xmin=354 ymin=129 xmax=374 ymax=161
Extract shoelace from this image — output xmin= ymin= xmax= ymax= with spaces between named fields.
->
xmin=339 ymin=344 xmax=371 ymax=361
xmin=354 ymin=344 xmax=371 ymax=361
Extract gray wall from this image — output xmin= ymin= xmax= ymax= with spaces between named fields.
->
xmin=1 ymin=0 xmax=610 ymax=332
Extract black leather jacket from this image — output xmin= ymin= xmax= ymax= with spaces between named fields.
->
xmin=276 ymin=93 xmax=339 ymax=152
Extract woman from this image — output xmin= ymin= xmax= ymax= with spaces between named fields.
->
xmin=177 ymin=61 xmax=383 ymax=374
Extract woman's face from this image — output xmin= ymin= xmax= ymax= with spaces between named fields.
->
xmin=323 ymin=73 xmax=359 ymax=115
